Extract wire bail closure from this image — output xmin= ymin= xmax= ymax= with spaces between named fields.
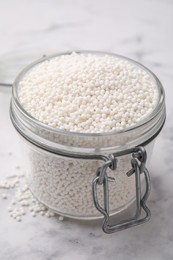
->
xmin=92 ymin=146 xmax=151 ymax=234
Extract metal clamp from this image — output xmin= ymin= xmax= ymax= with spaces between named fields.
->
xmin=92 ymin=146 xmax=151 ymax=234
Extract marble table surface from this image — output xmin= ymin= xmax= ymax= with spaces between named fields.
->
xmin=0 ymin=0 xmax=173 ymax=259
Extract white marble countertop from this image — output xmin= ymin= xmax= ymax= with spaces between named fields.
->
xmin=0 ymin=0 xmax=173 ymax=259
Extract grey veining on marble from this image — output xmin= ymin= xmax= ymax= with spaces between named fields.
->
xmin=0 ymin=0 xmax=173 ymax=259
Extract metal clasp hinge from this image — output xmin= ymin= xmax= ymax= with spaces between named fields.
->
xmin=92 ymin=146 xmax=151 ymax=234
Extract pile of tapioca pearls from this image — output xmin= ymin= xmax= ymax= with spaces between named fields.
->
xmin=0 ymin=170 xmax=64 ymax=222
xmin=18 ymin=52 xmax=159 ymax=133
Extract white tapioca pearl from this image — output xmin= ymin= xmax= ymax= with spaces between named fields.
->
xmin=16 ymin=217 xmax=22 ymax=222
xmin=2 ymin=193 xmax=8 ymax=199
xmin=8 ymin=207 xmax=13 ymax=212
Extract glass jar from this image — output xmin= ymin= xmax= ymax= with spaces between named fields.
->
xmin=10 ymin=51 xmax=166 ymax=233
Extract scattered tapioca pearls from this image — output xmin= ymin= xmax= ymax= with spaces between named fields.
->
xmin=18 ymin=52 xmax=159 ymax=133
xmin=0 ymin=172 xmax=64 ymax=222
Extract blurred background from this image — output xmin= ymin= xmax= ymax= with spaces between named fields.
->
xmin=0 ymin=0 xmax=173 ymax=102
xmin=0 ymin=1 xmax=173 ymax=259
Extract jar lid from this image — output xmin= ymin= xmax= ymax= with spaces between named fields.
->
xmin=0 ymin=50 xmax=46 ymax=86
xmin=0 ymin=47 xmax=64 ymax=85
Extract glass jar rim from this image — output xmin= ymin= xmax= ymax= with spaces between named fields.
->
xmin=12 ymin=50 xmax=165 ymax=138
